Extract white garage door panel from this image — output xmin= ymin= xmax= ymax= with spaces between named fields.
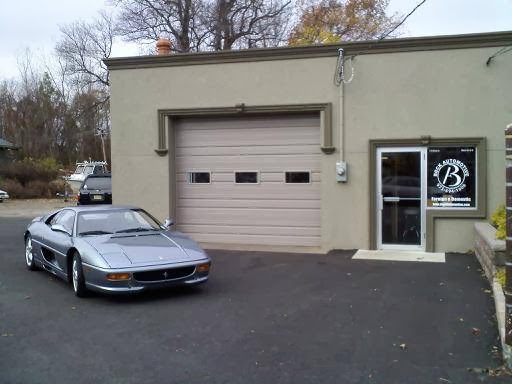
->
xmin=177 ymin=183 xmax=320 ymax=200
xmin=176 ymin=144 xmax=320 ymax=157
xmin=177 ymin=207 xmax=320 ymax=227
xmin=175 ymin=114 xmax=321 ymax=248
xmin=176 ymin=154 xmax=321 ymax=170
xmin=177 ymin=115 xmax=318 ymax=131
xmin=189 ymin=233 xmax=321 ymax=247
xmin=177 ymin=198 xmax=320 ymax=209
xmin=179 ymin=224 xmax=320 ymax=237
xmin=176 ymin=132 xmax=317 ymax=148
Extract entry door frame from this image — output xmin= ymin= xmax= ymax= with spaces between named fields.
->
xmin=376 ymin=147 xmax=427 ymax=251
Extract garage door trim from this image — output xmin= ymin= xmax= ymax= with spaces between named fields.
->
xmin=154 ymin=103 xmax=335 ymax=157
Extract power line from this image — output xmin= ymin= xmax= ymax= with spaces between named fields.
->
xmin=379 ymin=0 xmax=428 ymax=40
xmin=486 ymin=45 xmax=512 ymax=66
xmin=335 ymin=0 xmax=428 ymax=85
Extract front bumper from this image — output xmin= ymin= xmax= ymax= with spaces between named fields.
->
xmin=82 ymin=260 xmax=210 ymax=294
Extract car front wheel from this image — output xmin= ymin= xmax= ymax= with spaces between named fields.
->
xmin=25 ymin=234 xmax=37 ymax=271
xmin=72 ymin=253 xmax=88 ymax=297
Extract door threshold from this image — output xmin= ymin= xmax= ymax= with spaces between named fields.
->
xmin=352 ymin=249 xmax=445 ymax=263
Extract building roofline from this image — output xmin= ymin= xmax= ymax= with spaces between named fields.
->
xmin=104 ymin=30 xmax=512 ymax=70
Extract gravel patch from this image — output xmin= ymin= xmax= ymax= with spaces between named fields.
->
xmin=0 ymin=199 xmax=75 ymax=218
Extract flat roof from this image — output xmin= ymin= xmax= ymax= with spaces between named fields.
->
xmin=105 ymin=30 xmax=512 ymax=71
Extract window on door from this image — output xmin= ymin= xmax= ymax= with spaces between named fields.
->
xmin=379 ymin=149 xmax=424 ymax=249
xmin=187 ymin=172 xmax=211 ymax=184
xmin=235 ymin=171 xmax=259 ymax=184
xmin=285 ymin=171 xmax=311 ymax=184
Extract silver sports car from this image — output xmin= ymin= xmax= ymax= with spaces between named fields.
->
xmin=24 ymin=205 xmax=211 ymax=297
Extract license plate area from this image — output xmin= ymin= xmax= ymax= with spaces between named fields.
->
xmin=92 ymin=194 xmax=104 ymax=201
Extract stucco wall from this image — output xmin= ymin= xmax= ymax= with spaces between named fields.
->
xmin=109 ymin=45 xmax=511 ymax=252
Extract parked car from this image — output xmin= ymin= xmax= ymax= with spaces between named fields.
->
xmin=24 ymin=205 xmax=211 ymax=297
xmin=77 ymin=174 xmax=112 ymax=205
xmin=0 ymin=189 xmax=9 ymax=202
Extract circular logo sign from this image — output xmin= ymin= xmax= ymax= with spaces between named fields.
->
xmin=433 ymin=159 xmax=469 ymax=193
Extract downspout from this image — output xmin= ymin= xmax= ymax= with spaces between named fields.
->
xmin=334 ymin=48 xmax=353 ymax=182
xmin=339 ymin=79 xmax=345 ymax=163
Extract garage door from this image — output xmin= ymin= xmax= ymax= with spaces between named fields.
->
xmin=175 ymin=114 xmax=321 ymax=247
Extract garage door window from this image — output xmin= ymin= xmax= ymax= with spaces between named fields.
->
xmin=235 ymin=171 xmax=259 ymax=184
xmin=188 ymin=172 xmax=211 ymax=184
xmin=285 ymin=171 xmax=311 ymax=184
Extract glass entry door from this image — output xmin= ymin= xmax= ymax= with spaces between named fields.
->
xmin=377 ymin=148 xmax=426 ymax=250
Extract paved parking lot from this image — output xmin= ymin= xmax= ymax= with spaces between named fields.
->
xmin=0 ymin=216 xmax=508 ymax=384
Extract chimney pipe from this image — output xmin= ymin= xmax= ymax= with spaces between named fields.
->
xmin=156 ymin=38 xmax=171 ymax=55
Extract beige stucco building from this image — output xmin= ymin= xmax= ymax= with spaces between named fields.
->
xmin=106 ymin=31 xmax=512 ymax=253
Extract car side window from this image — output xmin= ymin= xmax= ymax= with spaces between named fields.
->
xmin=55 ymin=210 xmax=76 ymax=234
xmin=47 ymin=211 xmax=64 ymax=226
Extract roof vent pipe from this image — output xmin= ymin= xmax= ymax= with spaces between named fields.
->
xmin=156 ymin=38 xmax=171 ymax=55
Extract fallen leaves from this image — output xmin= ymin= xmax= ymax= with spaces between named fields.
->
xmin=471 ymin=327 xmax=481 ymax=336
xmin=399 ymin=343 xmax=406 ymax=350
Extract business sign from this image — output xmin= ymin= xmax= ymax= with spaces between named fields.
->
xmin=427 ymin=146 xmax=476 ymax=209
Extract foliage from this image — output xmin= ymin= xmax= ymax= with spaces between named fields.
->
xmin=0 ymin=71 xmax=110 ymax=166
xmin=491 ymin=205 xmax=506 ymax=240
xmin=495 ymin=267 xmax=506 ymax=288
xmin=0 ymin=158 xmax=70 ymax=199
xmin=288 ymin=0 xmax=401 ymax=46
xmin=0 ymin=158 xmax=61 ymax=185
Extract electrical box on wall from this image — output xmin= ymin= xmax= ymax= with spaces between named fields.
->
xmin=336 ymin=161 xmax=347 ymax=182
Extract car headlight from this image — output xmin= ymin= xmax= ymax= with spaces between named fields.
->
xmin=196 ymin=263 xmax=210 ymax=273
xmin=106 ymin=273 xmax=131 ymax=281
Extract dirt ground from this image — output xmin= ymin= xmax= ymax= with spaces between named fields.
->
xmin=0 ymin=198 xmax=75 ymax=218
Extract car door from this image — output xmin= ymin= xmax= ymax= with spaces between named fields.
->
xmin=44 ymin=209 xmax=75 ymax=274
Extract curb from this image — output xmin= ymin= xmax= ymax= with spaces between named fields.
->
xmin=492 ymin=278 xmax=512 ymax=369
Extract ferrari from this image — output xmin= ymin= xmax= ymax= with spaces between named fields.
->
xmin=24 ymin=205 xmax=211 ymax=297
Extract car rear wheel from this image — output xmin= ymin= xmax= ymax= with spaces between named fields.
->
xmin=72 ymin=253 xmax=88 ymax=298
xmin=25 ymin=234 xmax=37 ymax=271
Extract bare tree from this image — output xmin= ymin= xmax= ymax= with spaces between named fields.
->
xmin=55 ymin=10 xmax=114 ymax=91
xmin=207 ymin=0 xmax=293 ymax=50
xmin=113 ymin=0 xmax=292 ymax=51
xmin=114 ymin=0 xmax=207 ymax=52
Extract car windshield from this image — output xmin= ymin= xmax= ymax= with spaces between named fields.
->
xmin=82 ymin=177 xmax=111 ymax=190
xmin=84 ymin=165 xmax=95 ymax=176
xmin=77 ymin=209 xmax=162 ymax=236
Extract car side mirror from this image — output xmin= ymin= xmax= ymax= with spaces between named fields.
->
xmin=163 ymin=218 xmax=174 ymax=230
xmin=51 ymin=224 xmax=71 ymax=236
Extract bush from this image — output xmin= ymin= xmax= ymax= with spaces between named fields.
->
xmin=0 ymin=157 xmax=61 ymax=185
xmin=491 ymin=205 xmax=506 ymax=240
xmin=0 ymin=157 xmax=65 ymax=199
xmin=496 ymin=267 xmax=506 ymax=288
xmin=0 ymin=157 xmax=66 ymax=199
xmin=49 ymin=179 xmax=70 ymax=196
xmin=0 ymin=178 xmax=24 ymax=198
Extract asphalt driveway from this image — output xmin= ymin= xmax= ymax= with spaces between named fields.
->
xmin=0 ymin=217 xmax=508 ymax=383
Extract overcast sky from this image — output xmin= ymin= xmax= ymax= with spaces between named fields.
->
xmin=0 ymin=0 xmax=511 ymax=80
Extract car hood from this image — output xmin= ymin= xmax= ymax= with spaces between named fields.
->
xmin=83 ymin=232 xmax=207 ymax=268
